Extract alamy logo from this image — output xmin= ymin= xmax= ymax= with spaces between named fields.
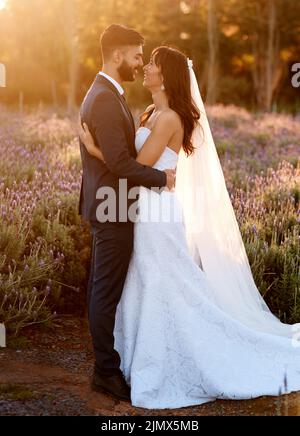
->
xmin=94 ymin=179 xmax=205 ymax=227
xmin=0 ymin=63 xmax=5 ymax=87
xmin=291 ymin=63 xmax=300 ymax=88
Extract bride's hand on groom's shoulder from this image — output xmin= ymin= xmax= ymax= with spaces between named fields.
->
xmin=78 ymin=117 xmax=104 ymax=161
xmin=77 ymin=117 xmax=94 ymax=151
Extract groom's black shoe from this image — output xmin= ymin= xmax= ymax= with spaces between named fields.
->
xmin=91 ymin=370 xmax=131 ymax=401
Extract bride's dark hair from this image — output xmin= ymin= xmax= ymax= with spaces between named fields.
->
xmin=140 ymin=46 xmax=200 ymax=156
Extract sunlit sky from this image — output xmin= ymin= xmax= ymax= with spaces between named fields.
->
xmin=0 ymin=0 xmax=6 ymax=10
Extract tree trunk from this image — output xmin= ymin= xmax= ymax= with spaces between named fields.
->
xmin=65 ymin=0 xmax=78 ymax=113
xmin=266 ymin=0 xmax=276 ymax=111
xmin=252 ymin=0 xmax=281 ymax=111
xmin=206 ymin=0 xmax=219 ymax=105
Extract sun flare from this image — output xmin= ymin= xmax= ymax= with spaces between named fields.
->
xmin=0 ymin=0 xmax=6 ymax=10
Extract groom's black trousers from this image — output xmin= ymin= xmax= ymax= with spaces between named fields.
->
xmin=87 ymin=221 xmax=134 ymax=376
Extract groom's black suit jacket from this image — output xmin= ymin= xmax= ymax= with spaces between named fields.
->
xmin=79 ymin=74 xmax=167 ymax=223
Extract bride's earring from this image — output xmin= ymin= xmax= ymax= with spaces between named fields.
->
xmin=161 ymin=83 xmax=165 ymax=91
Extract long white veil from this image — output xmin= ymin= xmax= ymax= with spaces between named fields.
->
xmin=175 ymin=59 xmax=299 ymax=338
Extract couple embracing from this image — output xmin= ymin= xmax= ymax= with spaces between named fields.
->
xmin=78 ymin=24 xmax=300 ymax=410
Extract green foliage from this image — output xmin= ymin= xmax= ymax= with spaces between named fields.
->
xmin=0 ymin=111 xmax=91 ymax=335
xmin=235 ymin=160 xmax=300 ymax=324
xmin=0 ymin=0 xmax=299 ymax=110
xmin=0 ymin=384 xmax=36 ymax=401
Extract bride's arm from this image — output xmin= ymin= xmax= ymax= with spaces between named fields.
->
xmin=135 ymin=112 xmax=177 ymax=166
xmin=78 ymin=111 xmax=177 ymax=167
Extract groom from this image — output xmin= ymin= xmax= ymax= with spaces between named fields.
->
xmin=79 ymin=24 xmax=175 ymax=401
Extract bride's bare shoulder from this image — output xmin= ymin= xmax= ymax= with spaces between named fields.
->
xmin=155 ymin=109 xmax=182 ymax=131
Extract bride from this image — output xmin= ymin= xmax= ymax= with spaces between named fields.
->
xmin=79 ymin=46 xmax=300 ymax=410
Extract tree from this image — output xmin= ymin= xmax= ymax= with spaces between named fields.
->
xmin=63 ymin=0 xmax=79 ymax=113
xmin=0 ymin=0 xmax=299 ymax=111
xmin=206 ymin=0 xmax=219 ymax=104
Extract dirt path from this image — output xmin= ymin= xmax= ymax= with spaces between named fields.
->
xmin=0 ymin=316 xmax=299 ymax=416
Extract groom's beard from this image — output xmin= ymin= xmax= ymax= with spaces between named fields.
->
xmin=118 ymin=60 xmax=137 ymax=82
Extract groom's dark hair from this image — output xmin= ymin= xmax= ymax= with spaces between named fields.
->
xmin=100 ymin=24 xmax=145 ymax=62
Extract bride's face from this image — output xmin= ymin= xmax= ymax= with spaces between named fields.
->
xmin=143 ymin=55 xmax=164 ymax=91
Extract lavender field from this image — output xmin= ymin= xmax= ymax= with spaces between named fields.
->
xmin=0 ymin=106 xmax=299 ymax=336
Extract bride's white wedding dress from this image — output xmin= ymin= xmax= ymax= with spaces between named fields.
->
xmin=113 ymin=126 xmax=300 ymax=410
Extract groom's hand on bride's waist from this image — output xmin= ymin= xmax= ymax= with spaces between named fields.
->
xmin=164 ymin=169 xmax=176 ymax=191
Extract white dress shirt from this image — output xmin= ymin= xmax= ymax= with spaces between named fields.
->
xmin=99 ymin=71 xmax=124 ymax=95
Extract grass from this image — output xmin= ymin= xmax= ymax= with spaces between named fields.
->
xmin=0 ymin=384 xmax=37 ymax=401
